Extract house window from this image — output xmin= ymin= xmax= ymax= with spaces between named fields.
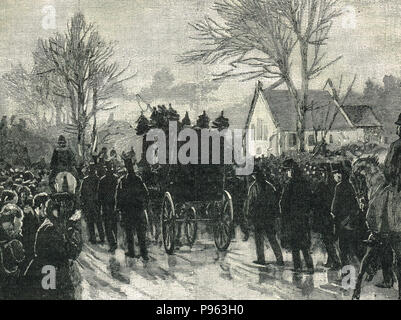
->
xmin=329 ymin=134 xmax=333 ymax=144
xmin=256 ymin=147 xmax=262 ymax=155
xmin=257 ymin=118 xmax=263 ymax=140
xmin=308 ymin=134 xmax=316 ymax=146
xmin=263 ymin=124 xmax=268 ymax=140
xmin=251 ymin=124 xmax=256 ymax=140
xmin=288 ymin=133 xmax=297 ymax=147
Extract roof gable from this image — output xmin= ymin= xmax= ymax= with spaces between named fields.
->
xmin=261 ymin=89 xmax=354 ymax=131
xmin=244 ymin=85 xmax=382 ymax=132
xmin=341 ymin=105 xmax=382 ymax=127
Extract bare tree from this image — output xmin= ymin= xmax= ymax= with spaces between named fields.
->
xmin=33 ymin=13 xmax=133 ymax=161
xmin=2 ymin=63 xmax=65 ymax=129
xmin=311 ymin=74 xmax=357 ymax=156
xmin=180 ymin=0 xmax=342 ymax=151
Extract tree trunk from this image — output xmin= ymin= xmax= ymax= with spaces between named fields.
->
xmin=297 ymin=110 xmax=306 ymax=153
xmin=91 ymin=112 xmax=97 ymax=151
xmin=298 ymin=41 xmax=309 ymax=152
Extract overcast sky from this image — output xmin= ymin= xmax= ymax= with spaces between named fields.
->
xmin=1 ymin=0 xmax=401 ymax=118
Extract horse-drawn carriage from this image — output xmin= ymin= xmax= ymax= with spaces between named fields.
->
xmin=139 ymin=125 xmax=236 ymax=255
xmin=161 ymin=163 xmax=233 ymax=254
xmin=143 ymin=161 xmax=234 ymax=255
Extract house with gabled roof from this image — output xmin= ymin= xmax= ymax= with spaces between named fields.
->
xmin=245 ymin=81 xmax=383 ymax=157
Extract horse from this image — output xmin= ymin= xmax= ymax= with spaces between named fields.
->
xmin=351 ymin=156 xmax=398 ymax=299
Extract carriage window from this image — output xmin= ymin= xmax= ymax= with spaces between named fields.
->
xmin=308 ymin=134 xmax=316 ymax=146
xmin=288 ymin=133 xmax=297 ymax=147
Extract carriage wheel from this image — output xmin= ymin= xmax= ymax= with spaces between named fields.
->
xmin=243 ymin=181 xmax=257 ymax=234
xmin=161 ymin=192 xmax=175 ymax=255
xmin=213 ymin=190 xmax=234 ymax=251
xmin=184 ymin=206 xmax=197 ymax=247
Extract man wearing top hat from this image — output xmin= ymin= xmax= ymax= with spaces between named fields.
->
xmin=331 ymin=160 xmax=361 ymax=267
xmin=81 ymin=163 xmax=105 ymax=245
xmin=280 ymin=158 xmax=314 ymax=273
xmin=312 ymin=164 xmax=341 ymax=270
xmin=249 ymin=163 xmax=284 ymax=266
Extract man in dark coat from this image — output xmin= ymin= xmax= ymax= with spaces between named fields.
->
xmin=22 ymin=193 xmax=50 ymax=263
xmin=312 ymin=166 xmax=341 ymax=270
xmin=23 ymin=195 xmax=82 ymax=300
xmin=249 ymin=165 xmax=283 ymax=266
xmin=280 ymin=159 xmax=314 ymax=273
xmin=0 ymin=204 xmax=25 ymax=299
xmin=331 ymin=161 xmax=360 ymax=267
xmin=116 ymin=150 xmax=149 ymax=261
xmin=81 ymin=164 xmax=104 ymax=244
xmin=353 ymin=115 xmax=401 ymax=299
xmin=95 ymin=147 xmax=108 ymax=178
xmin=99 ymin=162 xmax=119 ymax=253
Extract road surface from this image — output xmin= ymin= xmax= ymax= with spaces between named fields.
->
xmin=77 ymin=225 xmax=399 ymax=300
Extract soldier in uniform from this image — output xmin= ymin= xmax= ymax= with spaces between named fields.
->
xmin=280 ymin=159 xmax=314 ymax=273
xmin=116 ymin=150 xmax=149 ymax=261
xmin=81 ymin=164 xmax=105 ymax=245
xmin=99 ymin=162 xmax=119 ymax=253
xmin=249 ymin=165 xmax=284 ymax=266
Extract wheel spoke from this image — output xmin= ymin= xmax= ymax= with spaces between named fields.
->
xmin=165 ymin=231 xmax=170 ymax=248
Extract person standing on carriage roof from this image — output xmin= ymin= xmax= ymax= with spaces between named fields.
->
xmin=249 ymin=164 xmax=284 ymax=266
xmin=280 ymin=158 xmax=314 ymax=274
xmin=116 ymin=149 xmax=149 ymax=261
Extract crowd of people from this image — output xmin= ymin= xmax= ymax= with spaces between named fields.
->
xmin=247 ymin=157 xmax=367 ymax=274
xmin=0 ymin=110 xmax=400 ymax=300
xmin=0 ymin=134 xmax=152 ymax=300
xmin=246 ymin=113 xmax=401 ymax=300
